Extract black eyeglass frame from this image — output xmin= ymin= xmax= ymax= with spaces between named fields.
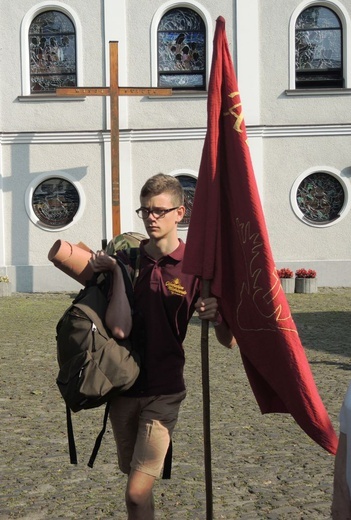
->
xmin=135 ymin=206 xmax=179 ymax=220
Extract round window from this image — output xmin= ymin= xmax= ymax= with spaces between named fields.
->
xmin=296 ymin=172 xmax=345 ymax=224
xmin=31 ymin=177 xmax=80 ymax=228
xmin=176 ymin=174 xmax=197 ymax=228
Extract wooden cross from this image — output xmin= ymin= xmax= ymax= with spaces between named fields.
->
xmin=56 ymin=41 xmax=172 ymax=237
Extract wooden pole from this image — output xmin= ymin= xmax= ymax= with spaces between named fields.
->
xmin=109 ymin=41 xmax=120 ymax=236
xmin=201 ymin=279 xmax=213 ymax=519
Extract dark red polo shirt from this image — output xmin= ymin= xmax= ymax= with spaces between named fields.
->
xmin=123 ymin=240 xmax=200 ymax=396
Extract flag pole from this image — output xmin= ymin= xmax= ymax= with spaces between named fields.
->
xmin=201 ymin=279 xmax=213 ymax=519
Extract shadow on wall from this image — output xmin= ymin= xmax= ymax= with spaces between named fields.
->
xmin=4 ymin=138 xmax=88 ymax=292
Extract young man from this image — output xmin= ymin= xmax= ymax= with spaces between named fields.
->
xmin=90 ymin=174 xmax=235 ymax=519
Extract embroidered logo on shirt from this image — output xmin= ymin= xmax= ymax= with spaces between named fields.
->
xmin=165 ymin=278 xmax=187 ymax=296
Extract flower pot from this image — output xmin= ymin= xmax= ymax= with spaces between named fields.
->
xmin=295 ymin=278 xmax=318 ymax=294
xmin=0 ymin=282 xmax=11 ymax=297
xmin=280 ymin=277 xmax=295 ymax=294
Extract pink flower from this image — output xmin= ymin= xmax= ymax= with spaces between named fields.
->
xmin=277 ymin=268 xmax=294 ymax=279
xmin=295 ymin=268 xmax=317 ymax=279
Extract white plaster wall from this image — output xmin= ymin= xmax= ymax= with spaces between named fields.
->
xmin=1 ymin=141 xmax=105 ymax=270
xmin=124 ymin=0 xmax=234 ymax=129
xmin=263 ymin=135 xmax=351 ymax=262
xmin=1 ymin=0 xmax=350 ymax=290
xmin=236 ymin=0 xmax=260 ymax=125
xmin=0 ymin=0 xmax=105 ymax=132
xmin=259 ymin=0 xmax=351 ymax=125
xmin=126 ymin=138 xmax=202 ymax=243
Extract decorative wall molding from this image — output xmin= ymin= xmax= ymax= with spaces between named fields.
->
xmin=3 ymin=124 xmax=351 ymax=145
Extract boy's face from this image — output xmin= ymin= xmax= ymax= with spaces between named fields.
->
xmin=139 ymin=192 xmax=185 ymax=240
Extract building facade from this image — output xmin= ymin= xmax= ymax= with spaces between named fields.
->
xmin=0 ymin=0 xmax=350 ymax=292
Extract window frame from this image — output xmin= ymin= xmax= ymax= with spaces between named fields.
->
xmin=290 ymin=166 xmax=350 ymax=227
xmin=295 ymin=6 xmax=343 ymax=89
xmin=25 ymin=171 xmax=86 ymax=231
xmin=289 ymin=0 xmax=351 ymax=91
xmin=157 ymin=7 xmax=206 ymax=91
xmin=172 ymin=169 xmax=198 ymax=229
xmin=151 ymin=1 xmax=212 ymax=93
xmin=20 ymin=1 xmax=83 ymax=96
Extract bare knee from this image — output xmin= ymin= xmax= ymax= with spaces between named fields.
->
xmin=126 ymin=485 xmax=152 ymax=509
xmin=125 ymin=470 xmax=155 ymax=519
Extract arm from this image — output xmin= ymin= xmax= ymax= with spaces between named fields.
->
xmin=332 ymin=432 xmax=351 ymax=519
xmin=195 ymin=296 xmax=237 ymax=349
xmin=89 ymin=251 xmax=132 ymax=339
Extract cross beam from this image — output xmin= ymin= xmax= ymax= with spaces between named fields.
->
xmin=56 ymin=41 xmax=172 ymax=237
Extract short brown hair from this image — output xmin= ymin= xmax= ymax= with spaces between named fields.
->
xmin=140 ymin=174 xmax=184 ymax=206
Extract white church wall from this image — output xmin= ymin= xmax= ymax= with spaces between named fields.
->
xmin=0 ymin=0 xmax=350 ymax=290
xmin=1 ymin=139 xmax=106 ymax=292
xmin=127 ymin=138 xmax=205 ymax=244
xmin=263 ymin=134 xmax=351 ymax=285
xmin=125 ymin=0 xmax=234 ymax=129
xmin=235 ymin=0 xmax=260 ymax=126
xmin=1 ymin=0 xmax=106 ymax=133
xmin=259 ymin=0 xmax=351 ymax=126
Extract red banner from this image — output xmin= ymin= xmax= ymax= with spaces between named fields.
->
xmin=183 ymin=16 xmax=337 ymax=455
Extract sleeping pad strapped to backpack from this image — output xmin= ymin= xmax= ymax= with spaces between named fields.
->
xmin=55 ymin=240 xmax=143 ymax=467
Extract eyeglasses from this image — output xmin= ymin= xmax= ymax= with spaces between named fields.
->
xmin=135 ymin=206 xmax=179 ymax=220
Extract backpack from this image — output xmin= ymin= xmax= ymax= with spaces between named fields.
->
xmin=104 ymin=231 xmax=146 ymax=256
xmin=56 ymin=252 xmax=141 ymax=468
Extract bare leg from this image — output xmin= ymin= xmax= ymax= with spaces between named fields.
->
xmin=332 ymin=433 xmax=351 ymax=519
xmin=125 ymin=469 xmax=156 ymax=520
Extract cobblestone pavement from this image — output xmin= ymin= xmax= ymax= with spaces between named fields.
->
xmin=1 ymin=288 xmax=350 ymax=519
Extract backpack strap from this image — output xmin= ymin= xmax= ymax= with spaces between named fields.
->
xmin=125 ymin=247 xmax=140 ymax=287
xmin=65 ymin=402 xmax=111 ymax=468
xmin=66 ymin=405 xmax=77 ymax=465
xmin=87 ymin=402 xmax=111 ymax=468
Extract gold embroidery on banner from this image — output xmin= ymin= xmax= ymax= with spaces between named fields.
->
xmin=223 ymin=92 xmax=245 ymax=134
xmin=234 ymin=219 xmax=298 ymax=334
xmin=165 ymin=278 xmax=187 ymax=296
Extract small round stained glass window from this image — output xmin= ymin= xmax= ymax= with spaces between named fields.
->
xmin=176 ymin=174 xmax=197 ymax=227
xmin=32 ymin=177 xmax=80 ymax=227
xmin=296 ymin=172 xmax=344 ymax=224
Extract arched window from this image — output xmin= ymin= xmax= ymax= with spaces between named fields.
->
xmin=157 ymin=7 xmax=206 ymax=90
xmin=29 ymin=10 xmax=76 ymax=93
xmin=175 ymin=173 xmax=197 ymax=228
xmin=295 ymin=6 xmax=343 ymax=88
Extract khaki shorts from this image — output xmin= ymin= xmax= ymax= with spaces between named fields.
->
xmin=109 ymin=391 xmax=186 ymax=478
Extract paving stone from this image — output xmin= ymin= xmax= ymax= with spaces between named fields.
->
xmin=0 ymin=288 xmax=350 ymax=518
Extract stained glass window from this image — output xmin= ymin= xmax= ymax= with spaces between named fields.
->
xmin=295 ymin=6 xmax=343 ymax=88
xmin=176 ymin=175 xmax=197 ymax=227
xmin=158 ymin=8 xmax=206 ymax=90
xmin=29 ymin=10 xmax=76 ymax=93
xmin=296 ymin=172 xmax=344 ymax=224
xmin=32 ymin=178 xmax=80 ymax=227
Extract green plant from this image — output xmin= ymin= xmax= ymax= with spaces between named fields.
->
xmin=277 ymin=268 xmax=294 ymax=278
xmin=295 ymin=268 xmax=317 ymax=279
xmin=0 ymin=276 xmax=9 ymax=283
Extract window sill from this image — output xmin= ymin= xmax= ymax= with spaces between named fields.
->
xmin=166 ymin=91 xmax=207 ymax=98
xmin=17 ymin=95 xmax=86 ymax=102
xmin=285 ymin=88 xmax=351 ymax=96
xmin=18 ymin=91 xmax=208 ymax=101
